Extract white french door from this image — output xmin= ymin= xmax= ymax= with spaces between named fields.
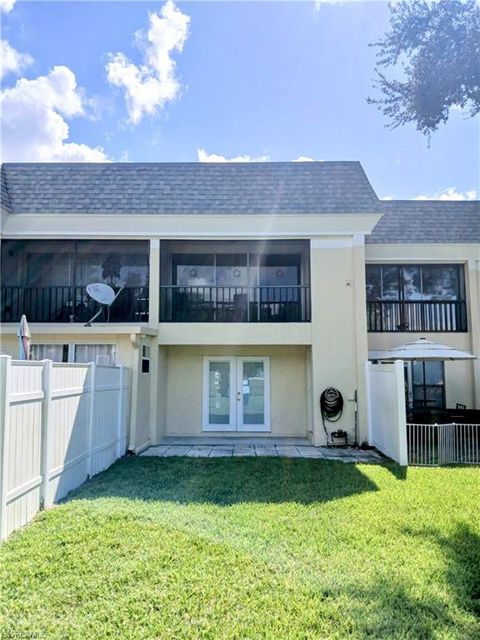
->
xmin=203 ymin=357 xmax=270 ymax=432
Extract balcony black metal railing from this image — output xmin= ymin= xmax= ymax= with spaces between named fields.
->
xmin=160 ymin=285 xmax=311 ymax=322
xmin=1 ymin=286 xmax=149 ymax=323
xmin=367 ymin=300 xmax=468 ymax=332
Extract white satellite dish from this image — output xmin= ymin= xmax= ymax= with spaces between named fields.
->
xmin=85 ymin=282 xmax=124 ymax=326
xmin=87 ymin=283 xmax=116 ymax=306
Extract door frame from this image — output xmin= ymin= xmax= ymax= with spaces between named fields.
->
xmin=202 ymin=356 xmax=271 ymax=432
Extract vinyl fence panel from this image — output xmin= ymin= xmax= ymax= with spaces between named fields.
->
xmin=0 ymin=356 xmax=131 ymax=541
xmin=366 ymin=360 xmax=408 ymax=465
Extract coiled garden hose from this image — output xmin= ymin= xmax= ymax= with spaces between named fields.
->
xmin=320 ymin=387 xmax=344 ymax=443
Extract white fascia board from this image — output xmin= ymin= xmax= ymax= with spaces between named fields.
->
xmin=365 ymin=243 xmax=480 ymax=262
xmin=2 ymin=212 xmax=383 ymax=239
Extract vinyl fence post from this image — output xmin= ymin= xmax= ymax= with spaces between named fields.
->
xmin=86 ymin=362 xmax=96 ymax=478
xmin=117 ymin=365 xmax=124 ymax=459
xmin=394 ymin=359 xmax=408 ymax=466
xmin=0 ymin=356 xmax=12 ymax=541
xmin=40 ymin=360 xmax=53 ymax=509
xmin=364 ymin=360 xmax=373 ymax=444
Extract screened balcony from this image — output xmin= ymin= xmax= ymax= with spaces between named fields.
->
xmin=159 ymin=240 xmax=311 ymax=323
xmin=366 ymin=264 xmax=468 ymax=333
xmin=1 ymin=240 xmax=149 ymax=323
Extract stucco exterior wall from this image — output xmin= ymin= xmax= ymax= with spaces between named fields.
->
xmin=309 ymin=237 xmax=368 ymax=445
xmin=164 ymin=345 xmax=308 ymax=438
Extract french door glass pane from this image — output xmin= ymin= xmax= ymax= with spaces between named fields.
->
xmin=425 ymin=361 xmax=444 ymax=385
xmin=208 ymin=361 xmax=231 ymax=425
xmin=242 ymin=361 xmax=265 ymax=425
xmin=412 ymin=360 xmax=425 ymax=385
xmin=425 ymin=387 xmax=444 ymax=408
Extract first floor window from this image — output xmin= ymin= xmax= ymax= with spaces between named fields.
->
xmin=30 ymin=343 xmax=117 ymax=366
xmin=31 ymin=344 xmax=69 ymax=362
xmin=141 ymin=345 xmax=150 ymax=373
xmin=74 ymin=344 xmax=116 ymax=366
xmin=409 ymin=361 xmax=446 ymax=409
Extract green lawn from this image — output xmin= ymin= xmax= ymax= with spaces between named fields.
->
xmin=1 ymin=458 xmax=479 ymax=639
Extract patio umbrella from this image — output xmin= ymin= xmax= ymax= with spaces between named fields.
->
xmin=17 ymin=314 xmax=31 ymax=360
xmin=369 ymin=337 xmax=478 ymax=361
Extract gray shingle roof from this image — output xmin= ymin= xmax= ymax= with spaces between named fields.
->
xmin=367 ymin=200 xmax=480 ymax=244
xmin=0 ymin=161 xmax=381 ymax=215
xmin=1 ymin=166 xmax=12 ymax=215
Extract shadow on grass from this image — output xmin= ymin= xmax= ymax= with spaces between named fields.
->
xmin=67 ymin=456 xmax=379 ymax=506
xmin=383 ymin=462 xmax=408 ymax=480
xmin=344 ymin=573 xmax=477 ymax=639
xmin=403 ymin=522 xmax=480 ymax=620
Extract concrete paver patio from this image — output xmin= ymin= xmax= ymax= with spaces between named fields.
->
xmin=141 ymin=437 xmax=384 ymax=463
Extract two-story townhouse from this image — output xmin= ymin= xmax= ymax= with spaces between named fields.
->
xmin=1 ymin=162 xmax=479 ymax=452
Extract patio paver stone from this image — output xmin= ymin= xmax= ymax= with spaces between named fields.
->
xmin=141 ymin=442 xmax=384 ymax=463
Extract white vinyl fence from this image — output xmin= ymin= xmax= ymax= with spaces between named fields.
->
xmin=366 ymin=360 xmax=408 ymax=465
xmin=0 ymin=356 xmax=130 ymax=541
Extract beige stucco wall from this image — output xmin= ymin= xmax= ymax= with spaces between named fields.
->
xmin=309 ymin=237 xmax=369 ymax=445
xmin=155 ymin=346 xmax=168 ymax=441
xmin=131 ymin=336 xmax=152 ymax=452
xmin=163 ymin=345 xmax=308 ymax=439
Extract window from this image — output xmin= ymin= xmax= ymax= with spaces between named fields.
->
xmin=74 ymin=344 xmax=116 ymax=366
xmin=366 ymin=264 xmax=465 ymax=302
xmin=30 ymin=343 xmax=117 ymax=365
xmin=31 ymin=344 xmax=69 ymax=362
xmin=1 ymin=239 xmax=149 ymax=289
xmin=366 ymin=264 xmax=467 ymax=332
xmin=174 ymin=254 xmax=215 ymax=287
xmin=141 ymin=345 xmax=150 ymax=374
xmin=410 ymin=361 xmax=446 ymax=410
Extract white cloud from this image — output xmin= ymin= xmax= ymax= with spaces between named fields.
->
xmin=106 ymin=0 xmax=190 ymax=124
xmin=293 ymin=156 xmax=314 ymax=162
xmin=197 ymin=148 xmax=270 ymax=163
xmin=1 ymin=40 xmax=33 ymax=80
xmin=1 ymin=0 xmax=16 ymax=13
xmin=1 ymin=65 xmax=109 ymax=162
xmin=415 ymin=188 xmax=478 ymax=201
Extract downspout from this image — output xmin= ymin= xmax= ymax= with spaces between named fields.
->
xmin=128 ymin=333 xmax=140 ymax=452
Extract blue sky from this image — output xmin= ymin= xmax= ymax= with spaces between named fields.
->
xmin=1 ymin=0 xmax=478 ymax=199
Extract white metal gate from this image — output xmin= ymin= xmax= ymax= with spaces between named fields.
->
xmin=407 ymin=422 xmax=480 ymax=466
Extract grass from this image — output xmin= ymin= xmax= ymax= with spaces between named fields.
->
xmin=0 ymin=457 xmax=479 ymax=639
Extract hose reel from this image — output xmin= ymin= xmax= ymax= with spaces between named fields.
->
xmin=320 ymin=387 xmax=348 ymax=446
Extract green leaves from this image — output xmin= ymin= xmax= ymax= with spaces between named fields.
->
xmin=368 ymin=0 xmax=480 ymax=137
